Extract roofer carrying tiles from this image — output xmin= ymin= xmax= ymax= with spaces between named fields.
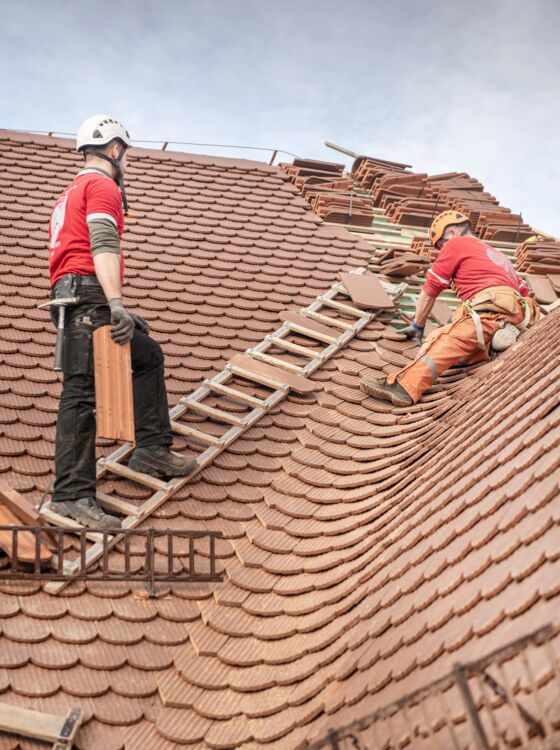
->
xmin=47 ymin=114 xmax=197 ymax=529
xmin=360 ymin=210 xmax=540 ymax=407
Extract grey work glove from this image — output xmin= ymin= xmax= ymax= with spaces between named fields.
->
xmin=129 ymin=312 xmax=150 ymax=335
xmin=108 ymin=298 xmax=135 ymax=344
xmin=400 ymin=322 xmax=424 ymax=346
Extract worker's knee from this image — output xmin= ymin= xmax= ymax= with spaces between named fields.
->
xmin=130 ymin=331 xmax=164 ymax=373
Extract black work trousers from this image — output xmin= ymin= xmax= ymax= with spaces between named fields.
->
xmin=52 ymin=278 xmax=172 ymax=502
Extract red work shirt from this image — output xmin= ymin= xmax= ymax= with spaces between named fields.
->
xmin=49 ymin=168 xmax=125 ymax=287
xmin=422 ymin=235 xmax=528 ymax=301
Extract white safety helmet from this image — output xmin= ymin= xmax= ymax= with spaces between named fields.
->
xmin=76 ymin=114 xmax=131 ymax=153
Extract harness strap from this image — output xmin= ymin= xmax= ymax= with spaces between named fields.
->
xmin=464 ymin=301 xmax=486 ymax=350
xmin=519 ymin=299 xmax=531 ymax=331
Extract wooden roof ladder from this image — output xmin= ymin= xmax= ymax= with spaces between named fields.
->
xmin=39 ymin=268 xmax=404 ymax=592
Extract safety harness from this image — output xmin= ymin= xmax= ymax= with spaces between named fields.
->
xmin=464 ymin=296 xmax=531 ymax=350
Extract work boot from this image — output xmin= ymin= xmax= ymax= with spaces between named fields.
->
xmin=491 ymin=322 xmax=520 ymax=351
xmin=360 ymin=375 xmax=413 ymax=407
xmin=48 ymin=497 xmax=122 ymax=529
xmin=128 ymin=446 xmax=198 ymax=478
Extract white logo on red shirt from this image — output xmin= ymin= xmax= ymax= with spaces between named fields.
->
xmin=50 ymin=193 xmax=69 ymax=249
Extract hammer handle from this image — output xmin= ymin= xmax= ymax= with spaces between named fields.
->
xmin=54 ymin=307 xmax=66 ymax=371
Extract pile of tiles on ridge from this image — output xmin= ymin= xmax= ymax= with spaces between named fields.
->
xmin=352 ymin=155 xmax=534 ymax=242
xmin=409 ymin=236 xmax=437 ymax=261
xmin=280 ymin=158 xmax=374 ymax=226
xmin=515 ymin=238 xmax=560 ymax=274
xmin=373 ymin=247 xmax=430 ymax=277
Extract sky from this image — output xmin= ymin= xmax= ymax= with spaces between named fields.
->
xmin=1 ymin=0 xmax=559 ymax=235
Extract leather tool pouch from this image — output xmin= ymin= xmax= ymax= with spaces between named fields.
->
xmin=471 ymin=286 xmax=519 ymax=315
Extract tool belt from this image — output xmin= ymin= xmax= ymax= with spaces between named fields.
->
xmin=52 ymin=273 xmax=101 ymax=295
xmin=465 ymin=286 xmax=540 ymax=350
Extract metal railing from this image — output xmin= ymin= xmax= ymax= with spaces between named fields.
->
xmin=308 ymin=624 xmax=560 ymax=750
xmin=8 ymin=130 xmax=299 ymax=165
xmin=0 ymin=526 xmax=223 ymax=587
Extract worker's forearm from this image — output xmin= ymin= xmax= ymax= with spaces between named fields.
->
xmin=414 ymin=290 xmax=437 ymax=327
xmin=93 ymin=252 xmax=122 ymax=301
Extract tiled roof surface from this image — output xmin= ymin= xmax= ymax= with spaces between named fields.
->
xmin=0 ymin=131 xmax=559 ymax=749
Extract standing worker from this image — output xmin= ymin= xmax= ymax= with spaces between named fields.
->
xmin=360 ymin=211 xmax=539 ymax=407
xmin=48 ymin=114 xmax=197 ymax=529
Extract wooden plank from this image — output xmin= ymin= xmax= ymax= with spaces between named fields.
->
xmin=305 ymin=310 xmax=353 ymax=330
xmin=0 ymin=480 xmax=42 ymax=525
xmin=39 ymin=507 xmax=103 ymax=542
xmin=96 ymin=492 xmax=137 ymax=516
xmin=269 ymin=335 xmax=319 ymax=358
xmin=321 ymin=298 xmax=364 ymax=316
xmin=186 ymin=400 xmax=242 ymax=425
xmin=206 ymin=381 xmax=264 ymax=407
xmin=0 ymin=506 xmax=52 ymax=563
xmin=340 ymin=271 xmax=395 ymax=309
xmin=102 ymin=459 xmax=168 ymax=491
xmin=229 ymin=353 xmax=320 ymax=394
xmin=170 ymin=421 xmax=218 ymax=445
xmin=279 ymin=310 xmax=339 ymax=342
xmin=249 ymin=350 xmax=303 ymax=374
xmin=93 ymin=325 xmax=135 ymax=442
xmin=0 ymin=701 xmax=76 ymax=743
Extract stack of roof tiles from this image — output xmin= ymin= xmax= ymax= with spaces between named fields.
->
xmin=515 ymin=237 xmax=560 ymax=274
xmin=281 ymin=158 xmax=374 ymax=226
xmin=410 ymin=235 xmax=437 ymax=261
xmin=0 ymin=130 xmax=559 ymax=750
xmin=373 ymin=247 xmax=430 ymax=277
xmin=352 ymin=156 xmax=534 ymax=241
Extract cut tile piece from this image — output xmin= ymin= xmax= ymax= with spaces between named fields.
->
xmin=340 ymin=271 xmax=394 ymax=310
xmin=229 ymin=353 xmax=320 ymax=394
xmin=0 ymin=505 xmax=51 ymax=564
xmin=93 ymin=325 xmax=134 ymax=442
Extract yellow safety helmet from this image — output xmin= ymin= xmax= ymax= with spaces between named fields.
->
xmin=430 ymin=210 xmax=472 ymax=248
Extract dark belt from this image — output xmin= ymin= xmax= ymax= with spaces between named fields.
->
xmin=53 ymin=274 xmax=101 ymax=293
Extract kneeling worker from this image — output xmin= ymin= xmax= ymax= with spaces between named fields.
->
xmin=48 ymin=114 xmax=197 ymax=528
xmin=360 ymin=210 xmax=539 ymax=407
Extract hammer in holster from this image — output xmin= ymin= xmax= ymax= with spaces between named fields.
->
xmin=39 ymin=274 xmax=78 ymax=371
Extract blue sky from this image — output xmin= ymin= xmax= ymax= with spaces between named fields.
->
xmin=2 ymin=0 xmax=559 ymax=235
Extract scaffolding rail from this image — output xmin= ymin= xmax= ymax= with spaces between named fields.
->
xmin=0 ymin=526 xmax=223 ymax=588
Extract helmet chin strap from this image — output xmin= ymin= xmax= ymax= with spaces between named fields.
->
xmin=86 ymin=145 xmax=129 ymax=215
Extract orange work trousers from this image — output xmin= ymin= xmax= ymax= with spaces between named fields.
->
xmin=387 ymin=304 xmax=527 ymax=403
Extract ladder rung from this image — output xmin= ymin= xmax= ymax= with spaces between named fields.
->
xmin=249 ymin=351 xmax=303 ymax=373
xmin=206 ymin=381 xmax=264 ymax=407
xmin=286 ymin=321 xmax=337 ymax=344
xmin=102 ymin=460 xmax=168 ymax=491
xmin=170 ymin=421 xmax=218 ymax=445
xmin=39 ymin=508 xmax=103 ymax=542
xmin=96 ymin=492 xmax=137 ymax=516
xmin=305 ymin=310 xmax=353 ymax=330
xmin=321 ymin=298 xmax=363 ymax=316
xmin=269 ymin=335 xmax=320 ymax=359
xmin=185 ymin=400 xmax=242 ymax=425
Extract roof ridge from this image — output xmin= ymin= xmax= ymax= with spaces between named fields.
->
xmin=0 ymin=129 xmax=281 ymax=172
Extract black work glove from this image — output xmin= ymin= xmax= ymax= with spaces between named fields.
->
xmin=129 ymin=312 xmax=150 ymax=335
xmin=108 ymin=298 xmax=135 ymax=344
xmin=400 ymin=322 xmax=424 ymax=346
